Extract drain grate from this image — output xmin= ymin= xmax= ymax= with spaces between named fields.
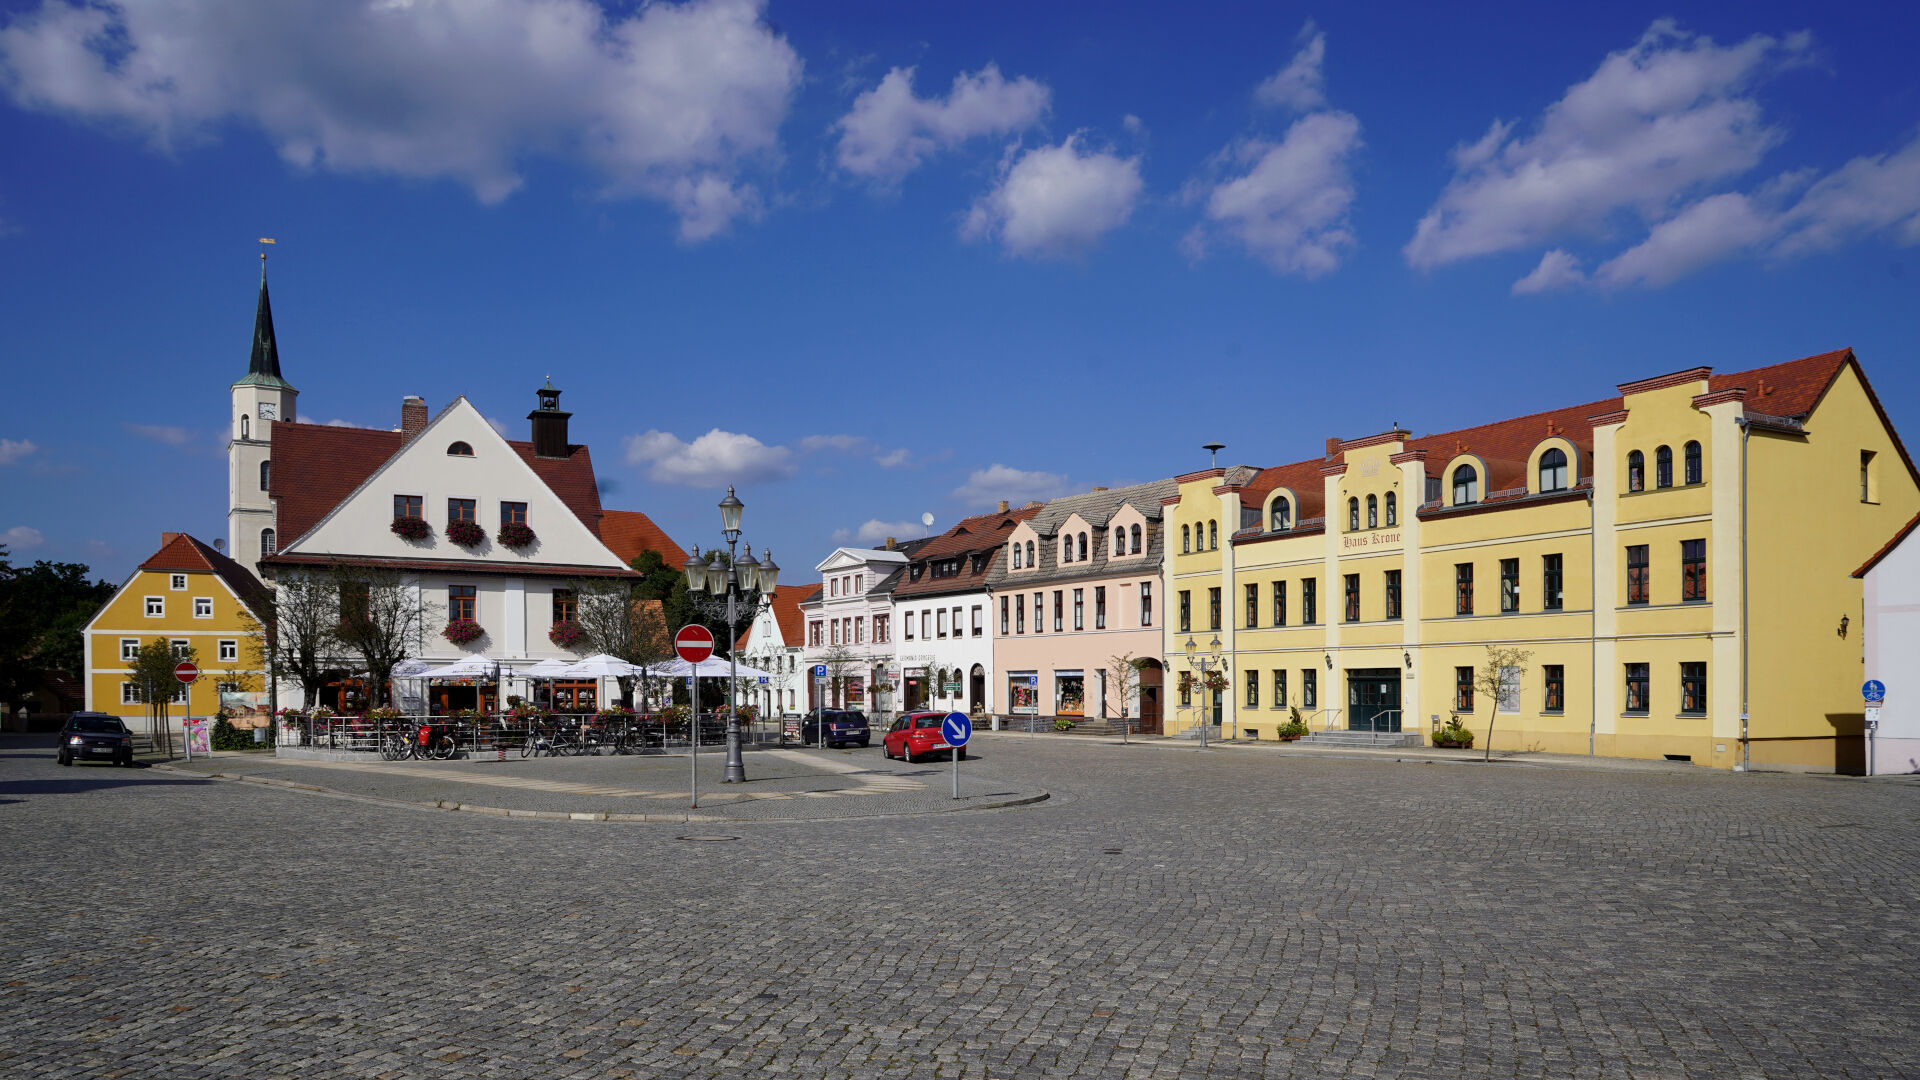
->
xmin=1102 ymin=848 xmax=1123 ymax=855
xmin=677 ymin=835 xmax=741 ymax=842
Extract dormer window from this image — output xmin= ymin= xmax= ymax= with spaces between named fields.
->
xmin=448 ymin=441 xmax=474 ymax=457
xmin=1539 ymin=447 xmax=1568 ymax=492
xmin=1012 ymin=543 xmax=1023 ymax=569
xmin=1452 ymin=465 xmax=1478 ymax=505
xmin=1025 ymin=541 xmax=1034 ymax=566
xmin=1077 ymin=533 xmax=1088 ymax=561
xmin=1130 ymin=524 xmax=1141 ymax=553
xmin=1271 ymin=498 xmax=1291 ymax=531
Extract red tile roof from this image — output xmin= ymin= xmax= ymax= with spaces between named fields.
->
xmin=262 ymin=552 xmax=636 ymax=578
xmin=600 ymin=509 xmax=685 ymax=568
xmin=1707 ymin=347 xmax=1852 ymax=419
xmin=735 ymin=584 xmax=816 ymax=651
xmin=892 ymin=507 xmax=1038 ymax=599
xmin=139 ymin=532 xmax=270 ymax=613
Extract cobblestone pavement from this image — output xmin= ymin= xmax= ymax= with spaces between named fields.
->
xmin=4 ymin=733 xmax=1917 ymax=1079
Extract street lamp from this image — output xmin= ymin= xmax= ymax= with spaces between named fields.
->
xmin=680 ymin=485 xmax=774 ymax=784
xmin=1182 ymin=635 xmax=1223 ymax=750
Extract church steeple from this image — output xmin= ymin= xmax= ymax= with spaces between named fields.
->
xmin=232 ymin=256 xmax=295 ymax=391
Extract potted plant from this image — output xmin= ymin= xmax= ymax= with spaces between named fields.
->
xmin=1054 ymin=717 xmax=1076 ymax=732
xmin=548 ymin=620 xmax=585 ymax=649
xmin=442 ymin=618 xmax=485 ymax=646
xmin=1431 ymin=715 xmax=1475 ymax=748
xmin=497 ymin=521 xmax=536 ymax=549
xmin=391 ymin=516 xmax=432 ymax=542
xmin=1275 ymin=719 xmax=1310 ymax=741
xmin=446 ymin=520 xmax=486 ymax=548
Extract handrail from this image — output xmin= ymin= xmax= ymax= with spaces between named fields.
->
xmin=1371 ymin=709 xmax=1402 ymax=734
xmin=1309 ymin=707 xmax=1342 ymax=731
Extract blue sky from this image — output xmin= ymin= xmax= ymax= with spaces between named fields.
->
xmin=3 ymin=0 xmax=1918 ymax=582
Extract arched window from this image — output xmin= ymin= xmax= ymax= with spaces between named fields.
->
xmin=1130 ymin=523 xmax=1142 ymax=553
xmin=1367 ymin=494 xmax=1378 ymax=529
xmin=1063 ymin=537 xmax=1073 ymax=563
xmin=1655 ymin=445 xmax=1673 ymax=488
xmin=260 ymin=528 xmax=276 ymax=557
xmin=1208 ymin=520 xmax=1218 ymax=549
xmin=1271 ymin=497 xmax=1291 ymax=531
xmin=1026 ymin=541 xmax=1034 ymax=566
xmin=1012 ymin=543 xmax=1022 ymax=569
xmin=1078 ymin=532 xmax=1088 ymax=561
xmin=259 ymin=460 xmax=271 ymax=492
xmin=1627 ymin=450 xmax=1644 ymax=492
xmin=1539 ymin=447 xmax=1568 ymax=492
xmin=1114 ymin=526 xmax=1125 ymax=554
xmin=1348 ymin=497 xmax=1360 ymax=531
xmin=1182 ymin=525 xmax=1190 ymax=553
xmin=1684 ymin=441 xmax=1702 ymax=485
xmin=240 ymin=415 xmax=250 ymax=440
xmin=1452 ymin=465 xmax=1478 ymax=505
xmin=447 ymin=441 xmax=474 ymax=457
xmin=1385 ymin=492 xmax=1397 ymax=526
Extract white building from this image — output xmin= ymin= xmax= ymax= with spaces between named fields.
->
xmin=734 ymin=585 xmax=812 ymax=717
xmin=889 ymin=506 xmax=1034 ymax=715
xmin=799 ymin=545 xmax=910 ymax=713
xmin=1857 ymin=511 xmax=1920 ymax=775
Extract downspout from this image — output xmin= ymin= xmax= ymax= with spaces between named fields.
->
xmin=1736 ymin=416 xmax=1751 ymax=772
xmin=1588 ymin=485 xmax=1596 ymax=756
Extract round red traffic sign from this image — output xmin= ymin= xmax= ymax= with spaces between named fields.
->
xmin=174 ymin=661 xmax=200 ymax=684
xmin=674 ymin=624 xmax=715 ymax=664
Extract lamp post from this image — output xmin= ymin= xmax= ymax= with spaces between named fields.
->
xmin=1182 ymin=634 xmax=1223 ymax=750
xmin=682 ymin=485 xmax=779 ymax=783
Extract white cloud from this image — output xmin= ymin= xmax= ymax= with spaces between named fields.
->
xmin=875 ymin=447 xmax=911 ymax=469
xmin=485 ymin=416 xmax=511 ymax=437
xmin=623 ymin=428 xmax=794 ymax=486
xmin=126 ymin=423 xmax=196 ymax=448
xmin=1771 ymin=132 xmax=1920 ymax=258
xmin=1510 ymin=249 xmax=1588 ymax=294
xmin=0 ymin=0 xmax=802 ymax=242
xmin=1590 ymin=191 xmax=1776 ymax=289
xmin=1405 ymin=20 xmax=1807 ymax=270
xmin=1254 ymin=21 xmax=1326 ymax=112
xmin=834 ymin=63 xmax=1049 ymax=185
xmin=3 ymin=525 xmax=45 ymax=549
xmin=962 ymin=137 xmax=1143 ymax=258
xmin=1183 ymin=110 xmax=1361 ymax=276
xmin=0 ymin=437 xmax=36 ymax=465
xmin=836 ymin=519 xmax=921 ymax=545
xmin=951 ymin=464 xmax=1069 ymax=508
xmin=323 ymin=418 xmax=361 ymax=428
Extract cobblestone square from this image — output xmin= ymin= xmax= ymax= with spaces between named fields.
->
xmin=3 ymin=735 xmax=1916 ymax=1079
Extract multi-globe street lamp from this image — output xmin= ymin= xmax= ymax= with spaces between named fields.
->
xmin=1182 ymin=634 xmax=1223 ymax=750
xmin=681 ymin=486 xmax=779 ymax=783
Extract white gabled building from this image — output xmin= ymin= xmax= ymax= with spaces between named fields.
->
xmin=1857 ymin=511 xmax=1920 ymax=775
xmin=889 ymin=505 xmax=1036 ymax=715
xmin=799 ymin=545 xmax=910 ymax=713
xmin=734 ymin=585 xmax=814 ymax=717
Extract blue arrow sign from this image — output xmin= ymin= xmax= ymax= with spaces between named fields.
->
xmin=1863 ymin=679 xmax=1886 ymax=703
xmin=942 ymin=711 xmax=972 ymax=748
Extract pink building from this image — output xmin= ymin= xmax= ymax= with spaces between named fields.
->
xmin=989 ymin=480 xmax=1176 ymax=733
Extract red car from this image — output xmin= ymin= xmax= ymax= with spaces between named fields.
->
xmin=882 ymin=711 xmax=966 ymax=762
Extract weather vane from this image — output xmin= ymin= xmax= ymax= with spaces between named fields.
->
xmin=258 ymin=236 xmax=276 ymax=264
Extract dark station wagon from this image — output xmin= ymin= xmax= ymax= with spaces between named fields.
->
xmin=57 ymin=712 xmax=135 ymax=767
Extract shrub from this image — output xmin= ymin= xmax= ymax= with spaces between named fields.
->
xmin=497 ymin=522 xmax=537 ymax=548
xmin=1054 ymin=717 xmax=1075 ymax=732
xmin=446 ymin=520 xmax=486 ymax=548
xmin=1431 ymin=717 xmax=1475 ymax=748
xmin=1275 ymin=720 xmax=1310 ymax=739
xmin=442 ymin=618 xmax=484 ymax=646
xmin=547 ymin=620 xmax=586 ymax=648
xmin=390 ymin=516 xmax=431 ymax=541
xmin=210 ymin=712 xmax=259 ymax=750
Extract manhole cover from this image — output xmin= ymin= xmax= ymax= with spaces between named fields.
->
xmin=677 ymin=835 xmax=741 ymax=842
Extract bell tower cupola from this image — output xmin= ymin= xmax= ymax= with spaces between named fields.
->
xmin=528 ymin=376 xmax=572 ymax=459
xmin=229 ymin=246 xmax=298 ymax=569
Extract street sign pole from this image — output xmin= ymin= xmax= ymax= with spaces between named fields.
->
xmin=690 ymin=672 xmax=699 ymax=808
xmin=942 ymin=711 xmax=972 ymax=799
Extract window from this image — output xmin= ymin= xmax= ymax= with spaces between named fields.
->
xmin=1246 ymin=670 xmax=1259 ymax=709
xmin=1348 ymin=497 xmax=1360 ymax=531
xmin=1208 ymin=520 xmax=1218 ymax=550
xmin=1684 ymin=441 xmax=1702 ymax=485
xmin=1114 ymin=526 xmax=1125 ymax=554
xmin=1078 ymin=533 xmax=1088 ymax=561
xmin=1130 ymin=524 xmax=1141 ymax=553
xmin=1539 ymin=447 xmax=1568 ymax=492
xmin=1072 ymin=589 xmax=1084 ymax=631
xmin=1140 ymin=582 xmax=1152 ymax=626
xmin=875 ymin=615 xmax=889 ymax=643
xmin=552 ymin=588 xmax=576 ymax=623
xmin=1063 ymin=537 xmax=1074 ymax=563
xmin=1207 ymin=587 xmax=1221 ymax=631
xmin=1500 ymin=558 xmax=1519 ymax=613
xmin=1497 ymin=666 xmax=1521 ymax=714
xmin=1001 ymin=596 xmax=1010 ymax=634
xmin=1033 ymin=592 xmax=1043 ymax=633
xmin=1301 ymin=578 xmax=1316 ymax=624
xmin=146 ymin=596 xmax=164 ymax=617
xmin=170 ymin=573 xmax=187 ymax=590
xmin=1015 ymin=596 xmax=1026 ymax=634
xmin=1182 ymin=525 xmax=1191 ymax=553
xmin=1543 ymin=554 xmax=1564 ymax=610
xmin=1012 ymin=543 xmax=1022 ymax=569
xmin=121 ymin=682 xmax=141 ymax=705
xmin=1245 ymin=583 xmax=1259 ymax=628
xmin=855 ymin=617 xmax=865 ymax=644
xmin=1681 ymin=539 xmax=1706 ymax=601
xmin=193 ymin=596 xmax=213 ymax=618
xmin=1302 ymin=669 xmax=1317 ymax=709
xmin=1655 ymin=445 xmax=1673 ymax=488
xmin=1053 ymin=591 xmax=1064 ymax=632
xmin=1385 ymin=492 xmax=1396 ymax=526
xmin=1452 ymin=465 xmax=1478 ymax=505
xmin=1271 ymin=498 xmax=1291 ymax=531
xmin=922 ymin=611 xmax=931 ymax=639
xmin=120 ymin=638 xmax=139 ymax=660
xmin=1861 ymin=450 xmax=1878 ymax=503
xmin=170 ymin=639 xmax=190 ymax=658
xmin=1179 ymin=675 xmax=1191 ymax=708
xmin=1455 ymin=563 xmax=1474 ymax=616
xmin=1025 ymin=541 xmax=1035 ymax=567
xmin=449 ymin=585 xmax=476 ymax=622
xmin=1543 ymin=665 xmax=1565 ymax=713
xmin=1179 ymin=590 xmax=1191 ymax=632
xmin=1455 ymin=666 xmax=1474 ymax=711
xmin=1272 ymin=670 xmax=1287 ymax=708
xmin=1626 ymin=545 xmax=1650 ymax=605
xmin=240 ymin=415 xmax=249 ymax=440
xmin=1367 ymin=494 xmax=1378 ymax=529
xmin=218 ymin=639 xmax=238 ymax=662
xmin=447 ymin=441 xmax=474 ymax=457
xmin=394 ymin=494 xmax=423 ymax=519
xmin=260 ymin=528 xmax=276 ymax=557
xmin=1094 ymin=587 xmax=1106 ymax=629
xmin=1680 ymin=662 xmax=1707 ymax=715
xmin=259 ymin=459 xmax=271 ymax=491
xmin=1385 ymin=570 xmax=1401 ymax=620
xmin=1344 ymin=574 xmax=1360 ymax=622
xmin=1272 ymin=581 xmax=1286 ymax=626
xmin=831 ymin=620 xmax=841 ymax=646
xmin=1627 ymin=450 xmax=1644 ymax=492
xmin=1624 ymin=663 xmax=1649 ymax=714
xmin=501 ymin=501 xmax=527 ymax=527
xmin=936 ymin=609 xmax=947 ymax=638
xmin=216 ymin=681 xmax=240 ymax=695
xmin=809 ymin=621 xmax=822 ymax=646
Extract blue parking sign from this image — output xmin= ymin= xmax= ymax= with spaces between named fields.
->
xmin=1026 ymin=674 xmax=1039 ymax=687
xmin=814 ymin=664 xmax=827 ymax=679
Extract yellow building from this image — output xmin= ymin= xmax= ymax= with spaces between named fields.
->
xmin=1162 ymin=349 xmax=1917 ymax=773
xmin=83 ymin=532 xmax=270 ymax=726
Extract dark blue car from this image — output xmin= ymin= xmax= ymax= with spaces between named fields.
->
xmin=801 ymin=709 xmax=870 ymax=749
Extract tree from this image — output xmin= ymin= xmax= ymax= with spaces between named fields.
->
xmin=128 ymin=637 xmax=192 ymax=754
xmin=630 ymin=547 xmax=751 ymax=649
xmin=242 ymin=570 xmax=342 ymax=710
xmin=335 ymin=569 xmax=431 ymax=708
xmin=1474 ymin=645 xmax=1533 ymax=762
xmin=1107 ymin=652 xmax=1149 ymax=721
xmin=572 ymin=576 xmax=672 ymax=709
xmin=0 ymin=547 xmax=116 ymax=713
xmin=821 ymin=644 xmax=867 ymax=711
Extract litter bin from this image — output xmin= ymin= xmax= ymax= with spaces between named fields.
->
xmin=253 ymin=726 xmax=266 ymax=743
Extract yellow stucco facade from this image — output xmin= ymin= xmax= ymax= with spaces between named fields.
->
xmin=1160 ymin=351 xmax=1918 ymax=772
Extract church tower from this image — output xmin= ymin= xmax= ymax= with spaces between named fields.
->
xmin=228 ymin=255 xmax=297 ymax=570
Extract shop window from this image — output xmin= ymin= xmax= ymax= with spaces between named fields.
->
xmin=1539 ymin=447 xmax=1567 ymax=492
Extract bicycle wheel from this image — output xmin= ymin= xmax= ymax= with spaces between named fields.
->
xmin=431 ymin=735 xmax=456 ymax=760
xmin=379 ymin=734 xmax=401 ymax=761
xmin=520 ymin=730 xmax=538 ymax=757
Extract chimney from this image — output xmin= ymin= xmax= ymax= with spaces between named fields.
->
xmin=885 ymin=537 xmax=896 ymax=550
xmin=527 ymin=378 xmax=572 ymax=459
xmin=1091 ymin=486 xmax=1108 ymax=492
xmin=1325 ymin=436 xmax=1341 ymax=459
xmin=401 ymin=396 xmax=428 ymax=441
xmin=997 ymin=500 xmax=1009 ymax=513
xmin=161 ymin=532 xmax=181 ymax=547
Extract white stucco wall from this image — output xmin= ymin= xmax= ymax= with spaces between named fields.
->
xmin=1863 ymin=528 xmax=1920 ymax=774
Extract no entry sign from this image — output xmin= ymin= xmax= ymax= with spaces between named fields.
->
xmin=674 ymin=624 xmax=715 ymax=664
xmin=174 ymin=661 xmax=199 ymax=684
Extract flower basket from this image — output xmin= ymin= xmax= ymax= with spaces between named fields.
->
xmin=548 ymin=620 xmax=586 ymax=649
xmin=497 ymin=521 xmax=536 ymax=549
xmin=442 ymin=618 xmax=485 ymax=646
xmin=390 ymin=516 xmax=432 ymax=541
xmin=595 ymin=706 xmax=635 ymax=721
xmin=446 ymin=520 xmax=486 ymax=548
xmin=1431 ymin=719 xmax=1475 ymax=748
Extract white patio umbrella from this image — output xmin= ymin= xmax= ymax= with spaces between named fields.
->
xmin=429 ymin=655 xmax=500 ymax=679
xmin=523 ymin=658 xmax=576 ymax=678
xmin=550 ymin=653 xmax=646 ymax=679
xmin=655 ymin=656 xmax=776 ymax=680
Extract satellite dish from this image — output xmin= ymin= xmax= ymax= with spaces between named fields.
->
xmin=920 ymin=512 xmax=935 ymax=527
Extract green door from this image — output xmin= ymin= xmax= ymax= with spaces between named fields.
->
xmin=1346 ymin=670 xmax=1402 ymax=731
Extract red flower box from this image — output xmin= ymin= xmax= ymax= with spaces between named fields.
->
xmin=391 ymin=516 xmax=432 ymax=541
xmin=443 ymin=619 xmax=485 ymax=646
xmin=497 ymin=522 xmax=537 ymax=548
xmin=548 ymin=620 xmax=586 ymax=648
xmin=446 ymin=520 xmax=486 ymax=548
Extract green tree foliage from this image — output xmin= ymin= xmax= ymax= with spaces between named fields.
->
xmin=0 ymin=546 xmax=116 ymax=711
xmin=629 ymin=548 xmax=739 ymax=650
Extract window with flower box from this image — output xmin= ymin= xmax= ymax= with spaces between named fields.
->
xmin=449 ymin=585 xmax=476 ymax=622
